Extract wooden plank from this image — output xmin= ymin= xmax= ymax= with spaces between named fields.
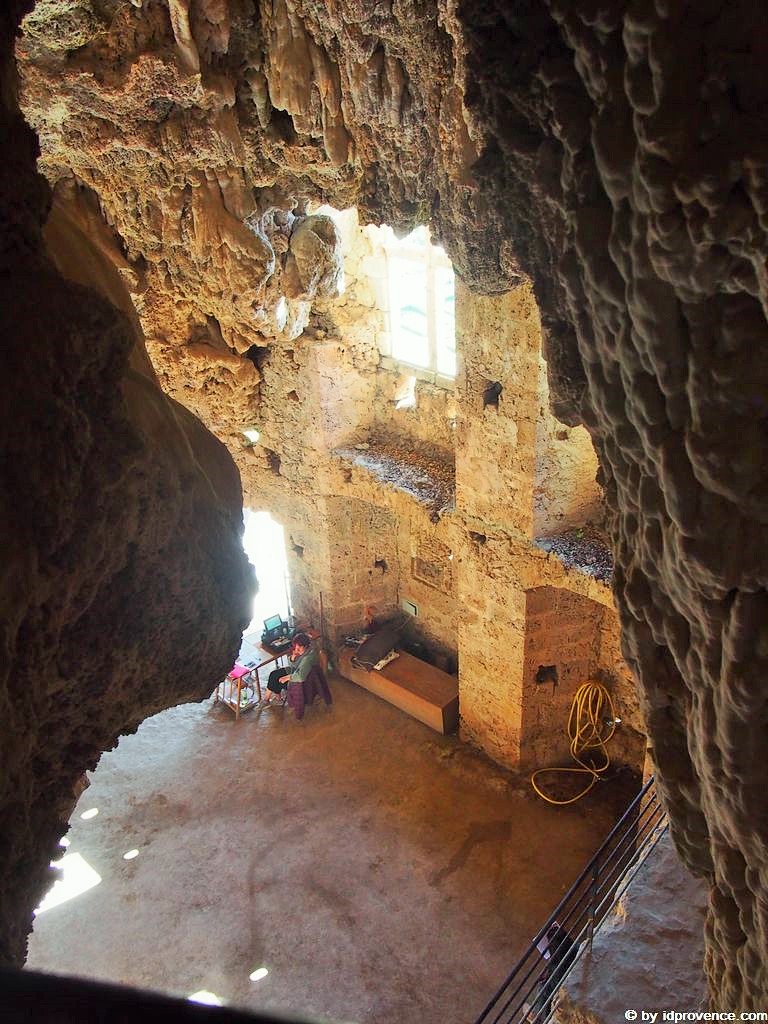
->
xmin=339 ymin=648 xmax=459 ymax=735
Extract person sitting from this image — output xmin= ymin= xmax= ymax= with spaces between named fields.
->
xmin=260 ymin=633 xmax=317 ymax=707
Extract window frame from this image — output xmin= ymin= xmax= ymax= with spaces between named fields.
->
xmin=382 ymin=229 xmax=456 ymax=386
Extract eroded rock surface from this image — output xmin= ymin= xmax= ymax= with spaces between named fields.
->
xmin=558 ymin=834 xmax=707 ymax=1021
xmin=454 ymin=1 xmax=768 ymax=1009
xmin=9 ymin=0 xmax=768 ymax=1009
xmin=1 ymin=0 xmax=252 ymax=967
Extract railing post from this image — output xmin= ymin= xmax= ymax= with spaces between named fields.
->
xmin=587 ymin=859 xmax=600 ymax=951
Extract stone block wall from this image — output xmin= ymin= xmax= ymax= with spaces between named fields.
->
xmin=534 ymin=357 xmax=604 ymax=537
xmin=373 ymin=366 xmax=458 ymax=450
xmin=397 ymin=519 xmax=458 ymax=666
xmin=324 ymin=496 xmax=400 ymax=643
xmin=455 ymin=281 xmax=540 ymax=537
xmin=597 ymin=611 xmax=646 ymax=772
xmin=520 ymin=586 xmax=605 ymax=768
xmin=456 ymin=528 xmax=528 ymax=766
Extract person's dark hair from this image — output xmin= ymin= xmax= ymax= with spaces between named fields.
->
xmin=292 ymin=632 xmax=311 ymax=649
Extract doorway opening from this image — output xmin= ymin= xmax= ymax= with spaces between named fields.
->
xmin=242 ymin=509 xmax=292 ymax=635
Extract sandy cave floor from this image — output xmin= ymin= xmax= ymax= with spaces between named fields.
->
xmin=26 ymin=662 xmax=637 ymax=1024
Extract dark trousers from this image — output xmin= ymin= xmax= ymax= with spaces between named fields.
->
xmin=267 ymin=667 xmax=289 ymax=694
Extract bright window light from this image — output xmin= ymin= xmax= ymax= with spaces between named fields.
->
xmin=385 ymin=227 xmax=456 ymax=378
xmin=80 ymin=808 xmax=98 ymax=820
xmin=188 ymin=991 xmax=224 ymax=1006
xmin=123 ymin=849 xmax=139 ymax=860
xmin=59 ymin=836 xmax=70 ymax=848
xmin=35 ymin=853 xmax=101 ymax=914
xmin=249 ymin=967 xmax=269 ymax=982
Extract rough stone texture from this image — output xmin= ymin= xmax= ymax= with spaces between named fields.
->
xmin=0 ymin=1 xmax=252 ymax=968
xmin=536 ymin=526 xmax=614 ymax=587
xmin=13 ymin=0 xmax=768 ymax=1007
xmin=452 ymin=280 xmax=628 ymax=769
xmin=455 ymin=282 xmax=540 ymax=538
xmin=520 ymin=585 xmax=644 ymax=773
xmin=557 ymin=834 xmax=708 ymax=1022
xmin=522 ymin=587 xmax=608 ymax=769
xmin=534 ymin=358 xmax=603 ymax=536
xmin=334 ymin=438 xmax=455 ymax=520
xmin=451 ymin=2 xmax=768 ymax=1009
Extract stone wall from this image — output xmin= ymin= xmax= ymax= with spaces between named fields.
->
xmin=520 ymin=587 xmax=605 ymax=769
xmin=597 ymin=611 xmax=646 ymax=773
xmin=455 ymin=282 xmax=540 ymax=538
xmin=534 ymin=358 xmax=604 ymax=537
xmin=324 ymin=496 xmax=400 ymax=642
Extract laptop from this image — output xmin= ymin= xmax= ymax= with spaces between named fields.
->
xmin=262 ymin=615 xmax=291 ymax=647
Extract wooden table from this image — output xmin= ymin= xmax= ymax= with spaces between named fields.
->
xmin=214 ymin=663 xmax=258 ymax=720
xmin=214 ymin=629 xmax=321 ymax=720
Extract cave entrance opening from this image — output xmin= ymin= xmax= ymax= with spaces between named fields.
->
xmin=242 ymin=509 xmax=292 ymax=634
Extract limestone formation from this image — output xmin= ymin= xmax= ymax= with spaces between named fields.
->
xmin=6 ymin=0 xmax=768 ymax=1010
xmin=454 ymin=3 xmax=768 ymax=1009
xmin=1 ymin=0 xmax=253 ymax=968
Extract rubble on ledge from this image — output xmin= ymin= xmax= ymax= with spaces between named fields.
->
xmin=535 ymin=526 xmax=613 ymax=585
xmin=334 ymin=436 xmax=455 ymax=519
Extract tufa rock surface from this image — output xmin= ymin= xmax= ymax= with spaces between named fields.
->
xmin=557 ymin=834 xmax=708 ymax=1021
xmin=0 ymin=0 xmax=253 ymax=967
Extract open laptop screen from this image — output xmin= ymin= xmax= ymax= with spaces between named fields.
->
xmin=264 ymin=614 xmax=283 ymax=632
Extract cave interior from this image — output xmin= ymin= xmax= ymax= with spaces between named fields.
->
xmin=3 ymin=0 xmax=768 ymax=1016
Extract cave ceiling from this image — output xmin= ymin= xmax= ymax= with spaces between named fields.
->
xmin=18 ymin=0 xmax=512 ymax=361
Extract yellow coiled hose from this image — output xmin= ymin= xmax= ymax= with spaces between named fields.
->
xmin=531 ymin=680 xmax=617 ymax=805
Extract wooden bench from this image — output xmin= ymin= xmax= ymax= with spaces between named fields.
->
xmin=338 ymin=647 xmax=459 ymax=735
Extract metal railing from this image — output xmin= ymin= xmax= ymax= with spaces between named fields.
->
xmin=475 ymin=776 xmax=669 ymax=1024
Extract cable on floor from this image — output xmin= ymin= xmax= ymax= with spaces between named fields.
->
xmin=531 ymin=680 xmax=617 ymax=805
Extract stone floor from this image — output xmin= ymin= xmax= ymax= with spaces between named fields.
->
xmin=26 ymin=654 xmax=639 ymax=1024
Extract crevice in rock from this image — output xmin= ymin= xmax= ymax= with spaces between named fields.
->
xmin=244 ymin=344 xmax=270 ymax=371
xmin=264 ymin=448 xmax=282 ymax=476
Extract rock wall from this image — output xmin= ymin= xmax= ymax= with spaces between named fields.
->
xmin=454 ymin=1 xmax=768 ymax=1008
xmin=1 ymin=0 xmax=252 ymax=967
xmin=520 ymin=586 xmax=645 ymax=773
xmin=520 ymin=587 xmax=605 ymax=769
xmin=534 ymin=358 xmax=603 ymax=537
xmin=455 ymin=282 xmax=540 ymax=538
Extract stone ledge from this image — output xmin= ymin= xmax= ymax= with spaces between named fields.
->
xmin=555 ymin=834 xmax=707 ymax=1023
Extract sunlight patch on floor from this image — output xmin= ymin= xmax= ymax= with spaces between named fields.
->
xmin=188 ymin=990 xmax=224 ymax=1006
xmin=35 ymin=853 xmax=101 ymax=914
